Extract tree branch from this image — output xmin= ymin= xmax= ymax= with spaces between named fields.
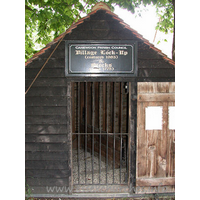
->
xmin=25 ymin=5 xmax=33 ymax=11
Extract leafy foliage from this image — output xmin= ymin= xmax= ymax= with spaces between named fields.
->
xmin=25 ymin=0 xmax=175 ymax=61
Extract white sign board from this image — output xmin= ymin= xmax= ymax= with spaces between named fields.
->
xmin=168 ymin=106 xmax=175 ymax=129
xmin=145 ymin=106 xmax=163 ymax=130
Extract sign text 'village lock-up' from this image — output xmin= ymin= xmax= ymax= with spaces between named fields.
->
xmin=65 ymin=41 xmax=137 ymax=76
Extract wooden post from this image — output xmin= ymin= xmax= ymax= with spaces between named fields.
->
xmin=66 ymin=82 xmax=72 ymax=194
xmin=129 ymin=81 xmax=137 ymax=193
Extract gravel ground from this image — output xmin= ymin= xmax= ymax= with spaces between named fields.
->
xmin=72 ymin=148 xmax=126 ymax=185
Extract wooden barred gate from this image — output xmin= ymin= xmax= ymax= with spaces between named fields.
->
xmin=136 ymin=82 xmax=175 ymax=194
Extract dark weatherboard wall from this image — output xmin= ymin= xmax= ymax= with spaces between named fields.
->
xmin=25 ymin=4 xmax=175 ymax=196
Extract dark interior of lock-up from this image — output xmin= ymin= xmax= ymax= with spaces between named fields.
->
xmin=71 ymin=82 xmax=129 ymax=186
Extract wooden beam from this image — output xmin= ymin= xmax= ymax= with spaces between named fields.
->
xmin=137 ymin=93 xmax=175 ymax=102
xmin=136 ymin=177 xmax=175 ymax=187
xmin=66 ymin=82 xmax=72 ymax=194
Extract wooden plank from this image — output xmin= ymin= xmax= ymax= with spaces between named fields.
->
xmin=136 ymin=177 xmax=175 ymax=187
xmin=137 ymin=77 xmax=175 ymax=82
xmin=138 ymin=69 xmax=174 ymax=78
xmin=26 ymin=177 xmax=69 ymax=187
xmin=25 ymin=124 xmax=68 ymax=134
xmin=25 ymin=106 xmax=67 ymax=115
xmin=167 ymin=102 xmax=175 ymax=177
xmin=169 ymin=82 xmax=175 ymax=93
xmin=25 ymin=78 xmax=68 ymax=88
xmin=77 ymin=20 xmax=124 ymax=31
xmin=25 ymin=143 xmax=69 ymax=151
xmin=25 ymin=134 xmax=68 ymax=143
xmin=25 ymin=115 xmax=67 ymax=125
xmin=171 ymin=130 xmax=175 ymax=177
xmin=137 ymin=82 xmax=149 ymax=94
xmin=25 ymin=87 xmax=67 ymax=96
xmin=136 ymin=101 xmax=146 ymax=177
xmin=26 ymin=169 xmax=69 ymax=178
xmin=25 ymin=68 xmax=65 ymax=79
xmin=80 ymin=82 xmax=85 ymax=133
xmin=25 ymin=160 xmax=69 ymax=169
xmin=138 ymin=82 xmax=175 ymax=94
xmin=71 ymin=82 xmax=75 ymax=133
xmin=138 ymin=59 xmax=175 ymax=69
xmin=93 ymin=82 xmax=99 ymax=131
xmin=138 ymin=44 xmax=163 ymax=60
xmin=87 ymin=82 xmax=92 ymax=132
xmin=66 ymin=82 xmax=72 ymax=194
xmin=102 ymin=82 xmax=106 ymax=132
xmin=147 ymin=82 xmax=157 ymax=93
xmin=26 ymin=58 xmax=65 ymax=69
xmin=167 ymin=130 xmax=175 ymax=177
xmin=39 ymin=41 xmax=65 ymax=59
xmin=138 ymin=93 xmax=175 ymax=102
xmin=43 ymin=77 xmax=175 ymax=84
xmin=25 ymin=96 xmax=67 ymax=106
xmin=129 ymin=82 xmax=137 ymax=192
xmin=156 ymin=102 xmax=168 ymax=178
xmin=25 ymin=151 xmax=68 ymax=160
xmin=157 ymin=82 xmax=169 ymax=93
xmin=26 ymin=78 xmax=175 ymax=87
xmin=147 ymin=130 xmax=158 ymax=178
xmin=135 ymin=185 xmax=175 ymax=194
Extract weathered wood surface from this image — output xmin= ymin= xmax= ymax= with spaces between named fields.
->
xmin=25 ymin=151 xmax=68 ymax=160
xmin=137 ymin=82 xmax=175 ymax=94
xmin=26 ymin=177 xmax=69 ymax=186
xmin=25 ymin=8 xmax=174 ymax=195
xmin=25 ymin=160 xmax=69 ymax=169
xmin=25 ymin=124 xmax=68 ymax=134
xmin=136 ymin=177 xmax=175 ymax=187
xmin=138 ymin=93 xmax=175 ymax=102
xmin=26 ymin=169 xmax=69 ymax=178
xmin=25 ymin=96 xmax=67 ymax=106
xmin=128 ymin=82 xmax=137 ymax=193
xmin=136 ymin=82 xmax=175 ymax=193
xmin=25 ymin=134 xmax=68 ymax=143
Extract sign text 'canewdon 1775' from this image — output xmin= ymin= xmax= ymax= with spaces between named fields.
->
xmin=68 ymin=43 xmax=135 ymax=74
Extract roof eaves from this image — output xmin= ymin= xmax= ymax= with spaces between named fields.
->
xmin=107 ymin=10 xmax=175 ymax=66
xmin=25 ymin=6 xmax=175 ymax=67
xmin=25 ymin=9 xmax=100 ymax=67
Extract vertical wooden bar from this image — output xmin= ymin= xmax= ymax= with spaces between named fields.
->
xmin=110 ymin=82 xmax=114 ymax=133
xmin=99 ymin=82 xmax=102 ymax=184
xmin=92 ymin=82 xmax=95 ymax=184
xmin=161 ymin=101 xmax=168 ymax=178
xmin=95 ymin=82 xmax=99 ymax=130
xmin=113 ymin=82 xmax=116 ymax=183
xmin=120 ymin=82 xmax=123 ymax=183
xmin=85 ymin=82 xmax=87 ymax=184
xmin=106 ymin=82 xmax=108 ymax=184
xmin=66 ymin=82 xmax=72 ymax=194
xmin=71 ymin=82 xmax=75 ymax=133
xmin=129 ymin=82 xmax=137 ymax=193
xmin=78 ymin=82 xmax=80 ymax=184
xmin=103 ymin=82 xmax=106 ymax=132
xmin=80 ymin=83 xmax=84 ymax=134
xmin=118 ymin=83 xmax=122 ymax=133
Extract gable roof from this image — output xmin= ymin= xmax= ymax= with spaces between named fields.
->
xmin=25 ymin=2 xmax=175 ymax=67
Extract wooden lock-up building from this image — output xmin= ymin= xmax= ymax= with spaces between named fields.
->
xmin=25 ymin=2 xmax=175 ymax=198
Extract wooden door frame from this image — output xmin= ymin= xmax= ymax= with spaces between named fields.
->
xmin=128 ymin=82 xmax=137 ymax=194
xmin=67 ymin=81 xmax=137 ymax=194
